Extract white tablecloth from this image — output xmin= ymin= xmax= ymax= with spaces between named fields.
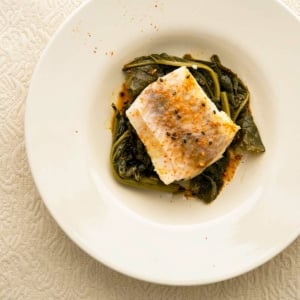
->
xmin=0 ymin=0 xmax=299 ymax=299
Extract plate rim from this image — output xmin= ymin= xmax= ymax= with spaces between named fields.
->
xmin=25 ymin=0 xmax=300 ymax=285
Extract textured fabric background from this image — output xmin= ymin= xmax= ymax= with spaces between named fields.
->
xmin=0 ymin=0 xmax=299 ymax=299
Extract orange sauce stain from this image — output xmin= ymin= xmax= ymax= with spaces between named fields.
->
xmin=223 ymin=151 xmax=242 ymax=183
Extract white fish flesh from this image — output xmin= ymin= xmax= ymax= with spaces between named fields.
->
xmin=126 ymin=66 xmax=240 ymax=185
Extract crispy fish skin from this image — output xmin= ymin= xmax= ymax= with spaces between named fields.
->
xmin=126 ymin=66 xmax=240 ymax=185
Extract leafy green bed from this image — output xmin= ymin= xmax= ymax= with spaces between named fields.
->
xmin=111 ymin=53 xmax=265 ymax=202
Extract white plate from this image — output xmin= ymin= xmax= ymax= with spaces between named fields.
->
xmin=25 ymin=0 xmax=300 ymax=285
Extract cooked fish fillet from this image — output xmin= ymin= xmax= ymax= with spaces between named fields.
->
xmin=126 ymin=66 xmax=240 ymax=185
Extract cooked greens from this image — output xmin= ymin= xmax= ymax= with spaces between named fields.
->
xmin=111 ymin=53 xmax=265 ymax=202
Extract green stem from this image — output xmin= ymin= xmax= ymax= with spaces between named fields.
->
xmin=111 ymin=162 xmax=181 ymax=193
xmin=232 ymin=92 xmax=249 ymax=122
xmin=111 ymin=130 xmax=130 ymax=162
xmin=220 ymin=91 xmax=231 ymax=118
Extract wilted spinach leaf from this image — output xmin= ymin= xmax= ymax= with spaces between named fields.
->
xmin=189 ymin=155 xmax=229 ymax=203
xmin=233 ymin=109 xmax=266 ymax=153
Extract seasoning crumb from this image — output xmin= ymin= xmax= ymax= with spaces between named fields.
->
xmin=150 ymin=22 xmax=159 ymax=31
xmin=150 ymin=68 xmax=157 ymax=75
xmin=171 ymin=132 xmax=177 ymax=140
xmin=72 ymin=26 xmax=80 ymax=33
xmin=105 ymin=51 xmax=114 ymax=56
xmin=213 ymin=110 xmax=216 ymax=114
xmin=209 ymin=141 xmax=213 ymax=145
xmin=201 ymin=103 xmax=206 ymax=107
